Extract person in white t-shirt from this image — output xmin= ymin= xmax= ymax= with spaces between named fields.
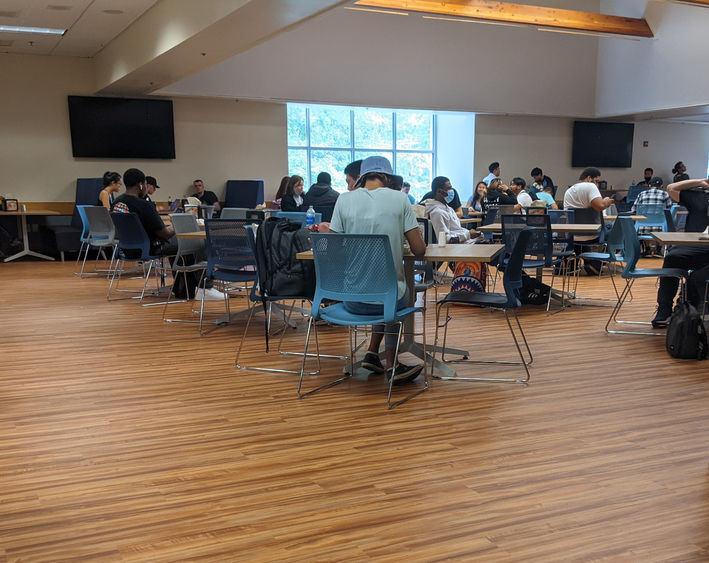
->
xmin=509 ymin=177 xmax=533 ymax=212
xmin=563 ymin=167 xmax=614 ymax=211
xmin=329 ymin=156 xmax=426 ymax=385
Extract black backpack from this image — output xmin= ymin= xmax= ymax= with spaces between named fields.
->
xmin=666 ymin=301 xmax=708 ymax=360
xmin=255 ymin=217 xmax=315 ymax=300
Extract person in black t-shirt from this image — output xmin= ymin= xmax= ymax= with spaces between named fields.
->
xmin=652 ymin=177 xmax=709 ymax=327
xmin=112 ymin=168 xmax=177 ymax=256
xmin=191 ymin=179 xmax=221 ymax=212
xmin=529 ymin=167 xmax=554 ymax=201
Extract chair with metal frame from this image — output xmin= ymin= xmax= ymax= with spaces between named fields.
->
xmin=107 ymin=212 xmax=168 ymax=303
xmin=219 ymin=208 xmax=250 ymax=220
xmin=605 ymin=217 xmax=688 ymax=335
xmin=501 ymin=213 xmax=568 ymax=312
xmin=200 ymin=218 xmax=258 ymax=335
xmin=573 ymin=217 xmax=627 ymax=302
xmin=298 ymin=233 xmax=429 ymax=409
xmin=162 ymin=213 xmax=208 ymax=323
xmin=233 ymin=225 xmax=326 ymax=375
xmin=74 ymin=205 xmax=92 ymax=273
xmin=79 ymin=206 xmax=118 ymax=278
xmin=432 ymin=228 xmax=533 ymax=383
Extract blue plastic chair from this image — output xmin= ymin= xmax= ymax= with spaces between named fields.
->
xmin=79 ymin=205 xmax=118 ymax=278
xmin=108 ymin=212 xmax=166 ymax=303
xmin=670 ymin=204 xmax=687 ymax=231
xmin=233 ymin=225 xmax=325 ymax=375
xmin=605 ymin=217 xmax=688 ymax=335
xmin=201 ymin=218 xmax=259 ymax=335
xmin=635 ymin=202 xmax=667 ymax=240
xmin=271 ymin=210 xmax=322 ymax=226
xmin=298 ymin=233 xmax=429 ymax=409
xmin=626 ymin=185 xmax=649 ymax=204
xmin=480 ymin=207 xmax=498 ymax=242
xmin=74 ymin=205 xmax=92 ymax=271
xmin=432 ymin=228 xmax=533 ymax=383
xmin=574 ymin=217 xmax=627 ymax=302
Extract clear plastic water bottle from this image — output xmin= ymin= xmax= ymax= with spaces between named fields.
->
xmin=306 ymin=205 xmax=316 ymax=226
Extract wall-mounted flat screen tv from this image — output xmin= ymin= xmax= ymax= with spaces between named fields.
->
xmin=68 ymin=95 xmax=175 ymax=159
xmin=572 ymin=121 xmax=634 ymax=168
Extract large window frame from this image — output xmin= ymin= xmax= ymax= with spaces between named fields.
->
xmin=288 ymin=104 xmax=437 ymax=197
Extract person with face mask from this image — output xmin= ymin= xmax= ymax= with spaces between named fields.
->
xmin=423 ymin=177 xmax=479 ymax=244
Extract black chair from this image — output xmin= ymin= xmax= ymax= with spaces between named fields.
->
xmin=432 ymin=228 xmax=533 ymax=383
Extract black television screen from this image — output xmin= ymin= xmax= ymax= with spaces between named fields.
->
xmin=572 ymin=121 xmax=634 ymax=168
xmin=68 ymin=95 xmax=175 ymax=159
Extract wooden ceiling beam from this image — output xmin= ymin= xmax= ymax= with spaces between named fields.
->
xmin=353 ymin=0 xmax=654 ymax=38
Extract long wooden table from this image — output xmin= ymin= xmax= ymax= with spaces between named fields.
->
xmin=0 ymin=210 xmax=60 ymax=262
xmin=651 ymin=232 xmax=709 ymax=247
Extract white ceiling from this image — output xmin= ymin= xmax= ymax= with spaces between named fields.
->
xmin=0 ymin=0 xmax=157 ymax=57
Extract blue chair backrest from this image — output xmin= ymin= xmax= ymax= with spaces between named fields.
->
xmin=503 ymin=228 xmax=533 ymax=307
xmin=204 ymin=218 xmax=255 ymax=276
xmin=224 ymin=180 xmax=264 ymax=209
xmin=635 ymin=203 xmax=666 ymax=230
xmin=271 ymin=211 xmax=322 ymax=226
xmin=664 ymin=209 xmax=676 ymax=232
xmin=84 ymin=205 xmax=115 ymax=242
xmin=111 ymin=212 xmax=151 ymax=258
xmin=76 ymin=205 xmax=92 ymax=241
xmin=72 ymin=178 xmax=104 ymax=229
xmin=626 ymin=185 xmax=648 ymax=204
xmin=617 ymin=217 xmax=641 ymax=276
xmin=309 ymin=233 xmax=399 ymax=322
xmin=670 ymin=204 xmax=687 ymax=231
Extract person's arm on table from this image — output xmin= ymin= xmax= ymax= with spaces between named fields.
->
xmin=405 ymin=226 xmax=426 ymax=257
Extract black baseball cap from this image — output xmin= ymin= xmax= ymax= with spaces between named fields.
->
xmin=145 ymin=175 xmax=160 ymax=189
xmin=649 ymin=176 xmax=663 ymax=187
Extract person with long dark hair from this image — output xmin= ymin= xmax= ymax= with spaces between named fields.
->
xmin=672 ymin=161 xmax=689 ymax=182
xmin=280 ymin=175 xmax=305 ymax=212
xmin=98 ymin=171 xmax=121 ymax=209
xmin=272 ymin=175 xmax=290 ymax=209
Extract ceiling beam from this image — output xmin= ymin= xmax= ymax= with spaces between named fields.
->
xmin=671 ymin=0 xmax=709 ymax=5
xmin=353 ymin=0 xmax=654 ymax=37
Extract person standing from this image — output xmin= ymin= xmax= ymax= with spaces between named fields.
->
xmin=482 ymin=162 xmax=501 ymax=186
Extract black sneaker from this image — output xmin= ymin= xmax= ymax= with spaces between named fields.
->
xmin=651 ymin=305 xmax=672 ymax=328
xmin=362 ymin=352 xmax=385 ymax=374
xmin=584 ymin=263 xmax=600 ymax=276
xmin=386 ymin=363 xmax=423 ymax=385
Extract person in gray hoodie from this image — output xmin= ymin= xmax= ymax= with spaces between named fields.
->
xmin=303 ymin=172 xmax=339 ymax=222
xmin=423 ymin=177 xmax=478 ymax=244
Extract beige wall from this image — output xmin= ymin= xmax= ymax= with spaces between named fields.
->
xmin=0 ymin=53 xmax=287 ymax=203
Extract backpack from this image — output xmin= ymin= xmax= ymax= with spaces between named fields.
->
xmin=255 ymin=217 xmax=315 ymax=300
xmin=450 ymin=261 xmax=486 ymax=293
xmin=666 ymin=301 xmax=708 ymax=360
xmin=519 ymin=273 xmax=550 ymax=305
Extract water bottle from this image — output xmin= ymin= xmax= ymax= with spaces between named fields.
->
xmin=306 ymin=205 xmax=316 ymax=226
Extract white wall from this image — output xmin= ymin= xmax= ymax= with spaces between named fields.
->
xmin=160 ymin=5 xmax=599 ymax=118
xmin=0 ymin=53 xmax=288 ymax=203
xmin=596 ymin=1 xmax=709 ymax=117
xmin=436 ymin=113 xmax=475 ymax=201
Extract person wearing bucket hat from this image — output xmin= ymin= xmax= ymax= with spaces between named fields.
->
xmin=329 ymin=156 xmax=427 ymax=385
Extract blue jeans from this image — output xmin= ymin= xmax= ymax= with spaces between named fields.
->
xmin=343 ymin=288 xmax=410 ymax=350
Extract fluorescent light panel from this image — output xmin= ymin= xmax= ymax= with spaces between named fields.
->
xmin=0 ymin=25 xmax=65 ymax=35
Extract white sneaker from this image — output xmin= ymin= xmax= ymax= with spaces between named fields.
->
xmin=194 ymin=287 xmax=224 ymax=301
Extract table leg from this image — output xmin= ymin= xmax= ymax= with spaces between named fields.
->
xmin=4 ymin=214 xmax=55 ymax=262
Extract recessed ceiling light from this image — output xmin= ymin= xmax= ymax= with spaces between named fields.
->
xmin=103 ymin=9 xmax=124 ymax=15
xmin=47 ymin=5 xmax=72 ymax=10
xmin=0 ymin=25 xmax=65 ymax=35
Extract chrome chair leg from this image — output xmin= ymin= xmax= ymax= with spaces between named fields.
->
xmin=298 ymin=317 xmax=352 ymax=398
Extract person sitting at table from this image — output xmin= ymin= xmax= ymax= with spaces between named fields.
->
xmin=423 ymin=176 xmax=479 ymax=243
xmin=191 ymin=179 xmax=221 ymax=212
xmin=529 ymin=167 xmax=554 ymax=200
xmin=98 ymin=171 xmax=121 ymax=210
xmin=280 ymin=175 xmax=305 ymax=212
xmin=420 ymin=181 xmax=463 ymax=218
xmin=509 ymin=177 xmax=533 ymax=212
xmin=303 ymin=172 xmax=339 ymax=222
xmin=537 ymin=185 xmax=559 ymax=210
xmin=481 ymin=178 xmax=517 ymax=213
xmin=329 ymin=156 xmax=426 ymax=385
xmin=467 ymin=181 xmax=487 ymax=212
xmin=652 ymin=177 xmax=709 ymax=327
xmin=112 ymin=168 xmax=177 ymax=257
xmin=145 ymin=175 xmax=168 ymax=212
xmin=271 ymin=175 xmax=290 ymax=209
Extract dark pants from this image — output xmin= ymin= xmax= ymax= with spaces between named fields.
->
xmin=657 ymin=246 xmax=709 ymax=309
xmin=344 ymin=289 xmax=410 ymax=350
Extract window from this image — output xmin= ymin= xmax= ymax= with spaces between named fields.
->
xmin=287 ymin=104 xmax=436 ymax=201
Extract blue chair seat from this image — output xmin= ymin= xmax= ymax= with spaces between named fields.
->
xmin=627 ymin=267 xmax=687 ymax=279
xmin=318 ymin=302 xmax=422 ymax=326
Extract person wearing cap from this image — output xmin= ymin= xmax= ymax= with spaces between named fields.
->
xmin=191 ymin=179 xmax=221 ymax=212
xmin=145 ymin=175 xmax=167 ymax=212
xmin=482 ymin=161 xmax=501 ymax=186
xmin=329 ymin=156 xmax=427 ymax=385
xmin=422 ymin=177 xmax=478 ymax=243
xmin=631 ymin=176 xmax=672 ymax=233
xmin=303 ymin=172 xmax=339 ymax=222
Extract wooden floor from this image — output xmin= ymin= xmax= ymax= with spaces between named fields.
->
xmin=1 ymin=259 xmax=708 ymax=561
